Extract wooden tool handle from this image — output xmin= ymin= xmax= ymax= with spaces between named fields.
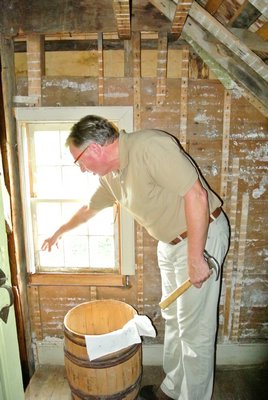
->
xmin=159 ymin=279 xmax=192 ymax=309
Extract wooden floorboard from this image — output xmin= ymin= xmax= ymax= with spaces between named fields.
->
xmin=25 ymin=364 xmax=268 ymax=399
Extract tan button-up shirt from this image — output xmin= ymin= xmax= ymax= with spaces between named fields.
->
xmin=89 ymin=129 xmax=221 ymax=243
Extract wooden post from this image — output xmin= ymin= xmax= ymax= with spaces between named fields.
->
xmin=26 ymin=34 xmax=45 ymax=106
xmin=156 ymin=32 xmax=168 ymax=106
xmin=124 ymin=39 xmax=133 ymax=77
xmin=223 ymin=158 xmax=239 ymax=339
xmin=231 ymin=192 xmax=249 ymax=341
xmin=179 ymin=46 xmax=189 ymax=148
xmin=220 ymin=90 xmax=231 ymax=200
xmin=132 ymin=32 xmax=144 ymax=314
xmin=1 ymin=34 xmax=35 ymax=377
xmin=98 ymin=33 xmax=104 ymax=106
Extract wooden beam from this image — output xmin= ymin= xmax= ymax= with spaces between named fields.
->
xmin=156 ymin=32 xmax=168 ymax=105
xmin=231 ymin=192 xmax=249 ymax=341
xmin=228 ymin=1 xmax=261 ymax=29
xmin=223 ymin=158 xmax=239 ymax=339
xmin=189 ymin=1 xmax=268 ymax=82
xmin=98 ymin=33 xmax=104 ymax=106
xmin=0 ymin=35 xmax=35 ymax=377
xmin=28 ymin=273 xmax=126 ymax=287
xmin=124 ymin=39 xmax=133 ymax=77
xmin=112 ymin=0 xmax=131 ymax=39
xmin=257 ymin=21 xmax=268 ymax=41
xmin=26 ymin=35 xmax=45 ymax=106
xmin=171 ymin=0 xmax=194 ymax=39
xmin=228 ymin=28 xmax=268 ymax=51
xmin=179 ymin=46 xmax=189 ymax=148
xmin=148 ymin=0 xmax=177 ymax=21
xmin=249 ymin=0 xmax=268 ymax=19
xmin=182 ymin=17 xmax=268 ymax=117
xmin=220 ymin=90 xmax=231 ymax=201
xmin=149 ymin=0 xmax=193 ymax=38
xmin=203 ymin=27 xmax=268 ymax=52
xmin=205 ymin=0 xmax=225 ymax=15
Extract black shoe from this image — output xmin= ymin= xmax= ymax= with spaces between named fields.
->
xmin=139 ymin=385 xmax=174 ymax=400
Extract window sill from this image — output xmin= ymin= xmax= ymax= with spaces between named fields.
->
xmin=28 ymin=273 xmax=127 ymax=287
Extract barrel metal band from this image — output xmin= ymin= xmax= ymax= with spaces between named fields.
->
xmin=68 ymin=372 xmax=142 ymax=400
xmin=64 ymin=342 xmax=141 ymax=369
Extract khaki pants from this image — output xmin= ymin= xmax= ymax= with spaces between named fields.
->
xmin=157 ymin=212 xmax=230 ymax=400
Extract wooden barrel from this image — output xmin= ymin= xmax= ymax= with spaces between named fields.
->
xmin=64 ymin=300 xmax=142 ymax=400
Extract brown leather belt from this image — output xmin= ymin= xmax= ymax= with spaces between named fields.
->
xmin=169 ymin=207 xmax=222 ymax=245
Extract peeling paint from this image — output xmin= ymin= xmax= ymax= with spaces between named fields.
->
xmin=245 ymin=143 xmax=268 ymax=162
xmin=43 ymin=79 xmax=97 ymax=91
xmin=257 ymin=248 xmax=268 ymax=261
xmin=231 ymin=129 xmax=265 ymax=140
xmin=231 ymin=87 xmax=243 ymax=99
xmin=252 ymin=176 xmax=268 ymax=199
xmin=194 ymin=112 xmax=209 ymax=124
xmin=211 ymin=164 xmax=219 ymax=176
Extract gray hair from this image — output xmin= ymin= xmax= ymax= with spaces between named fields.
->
xmin=66 ymin=115 xmax=119 ymax=148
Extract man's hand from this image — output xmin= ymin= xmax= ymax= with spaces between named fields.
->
xmin=41 ymin=234 xmax=62 ymax=252
xmin=188 ymin=256 xmax=212 ymax=288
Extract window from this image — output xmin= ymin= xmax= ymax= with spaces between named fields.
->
xmin=15 ymin=107 xmax=135 ymax=283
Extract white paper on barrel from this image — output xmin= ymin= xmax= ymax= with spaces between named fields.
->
xmin=85 ymin=314 xmax=156 ymax=360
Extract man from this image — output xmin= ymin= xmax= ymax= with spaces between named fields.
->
xmin=42 ymin=115 xmax=230 ymax=400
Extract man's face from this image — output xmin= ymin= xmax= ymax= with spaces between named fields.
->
xmin=69 ymin=142 xmax=109 ymax=176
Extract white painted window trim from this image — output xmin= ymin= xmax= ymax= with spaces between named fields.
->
xmin=15 ymin=106 xmax=135 ymax=275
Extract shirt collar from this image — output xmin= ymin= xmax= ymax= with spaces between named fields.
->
xmin=119 ymin=130 xmax=129 ymax=172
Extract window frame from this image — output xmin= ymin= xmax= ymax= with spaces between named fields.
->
xmin=15 ymin=107 xmax=135 ymax=286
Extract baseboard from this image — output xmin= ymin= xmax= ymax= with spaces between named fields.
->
xmin=36 ymin=339 xmax=268 ymax=367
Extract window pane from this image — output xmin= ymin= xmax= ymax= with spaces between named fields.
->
xmin=35 ymin=202 xmax=63 ymax=234
xmin=34 ymin=131 xmax=62 ymax=165
xmin=38 ymin=235 xmax=65 ymax=267
xmin=87 ymin=208 xmax=114 ymax=235
xmin=89 ymin=236 xmax=115 ymax=268
xmin=26 ymin=123 xmax=118 ymax=272
xmin=35 ymin=166 xmax=63 ymax=197
xmin=63 ymin=236 xmax=89 ymax=267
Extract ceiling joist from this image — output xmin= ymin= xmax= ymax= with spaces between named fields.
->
xmin=112 ymin=0 xmax=131 ymax=39
xmin=171 ymin=0 xmax=194 ymax=39
xmin=148 ymin=0 xmax=177 ymax=21
xmin=148 ymin=0 xmax=193 ymax=39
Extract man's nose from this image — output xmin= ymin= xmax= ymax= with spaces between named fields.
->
xmin=80 ymin=164 xmax=87 ymax=173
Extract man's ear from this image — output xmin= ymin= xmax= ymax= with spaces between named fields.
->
xmin=89 ymin=143 xmax=102 ymax=156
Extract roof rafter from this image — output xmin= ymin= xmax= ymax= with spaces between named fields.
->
xmin=182 ymin=16 xmax=268 ymax=117
xmin=171 ymin=0 xmax=194 ymax=39
xmin=189 ymin=1 xmax=268 ymax=82
xmin=148 ymin=0 xmax=193 ymax=39
xmin=112 ymin=0 xmax=131 ymax=39
xmin=249 ymin=0 xmax=268 ymax=19
xmin=148 ymin=0 xmax=177 ymax=21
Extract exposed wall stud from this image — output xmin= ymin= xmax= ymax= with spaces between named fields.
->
xmin=156 ymin=32 xmax=168 ymax=106
xmin=223 ymin=158 xmax=239 ymax=339
xmin=98 ymin=33 xmax=104 ymax=106
xmin=132 ymin=32 xmax=144 ymax=314
xmin=26 ymin=35 xmax=44 ymax=106
xmin=179 ymin=46 xmax=189 ymax=148
xmin=231 ymin=192 xmax=249 ymax=341
xmin=220 ymin=90 xmax=231 ymax=200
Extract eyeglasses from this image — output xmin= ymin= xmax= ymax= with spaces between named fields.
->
xmin=73 ymin=144 xmax=90 ymax=166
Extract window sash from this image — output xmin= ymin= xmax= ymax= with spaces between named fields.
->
xmin=15 ymin=107 xmax=135 ymax=279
